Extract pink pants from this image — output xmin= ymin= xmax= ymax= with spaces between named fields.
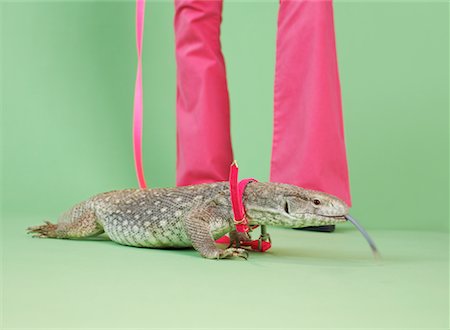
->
xmin=174 ymin=0 xmax=352 ymax=206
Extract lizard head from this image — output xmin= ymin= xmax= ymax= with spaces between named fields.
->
xmin=243 ymin=182 xmax=349 ymax=228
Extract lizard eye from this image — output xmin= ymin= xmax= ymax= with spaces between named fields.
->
xmin=313 ymin=199 xmax=321 ymax=205
xmin=284 ymin=201 xmax=290 ymax=214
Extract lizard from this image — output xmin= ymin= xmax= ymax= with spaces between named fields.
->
xmin=27 ymin=181 xmax=349 ymax=259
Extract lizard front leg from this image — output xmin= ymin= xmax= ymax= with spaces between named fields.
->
xmin=183 ymin=205 xmax=248 ymax=260
xmin=228 ymin=230 xmax=252 ymax=248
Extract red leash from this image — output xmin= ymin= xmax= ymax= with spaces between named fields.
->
xmin=216 ymin=161 xmax=271 ymax=252
xmin=229 ymin=161 xmax=256 ymax=233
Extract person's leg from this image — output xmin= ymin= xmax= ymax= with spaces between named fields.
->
xmin=174 ymin=0 xmax=233 ymax=186
xmin=271 ymin=0 xmax=352 ymax=207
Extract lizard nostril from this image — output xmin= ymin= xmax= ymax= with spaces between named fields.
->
xmin=284 ymin=202 xmax=290 ymax=214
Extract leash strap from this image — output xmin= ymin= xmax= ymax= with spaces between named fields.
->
xmin=133 ymin=0 xmax=147 ymax=189
xmin=227 ymin=161 xmax=272 ymax=252
xmin=229 ymin=161 xmax=256 ymax=233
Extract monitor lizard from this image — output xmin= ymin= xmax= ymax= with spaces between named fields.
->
xmin=27 ymin=181 xmax=349 ymax=259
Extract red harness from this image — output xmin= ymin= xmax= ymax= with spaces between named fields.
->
xmin=215 ymin=162 xmax=271 ymax=252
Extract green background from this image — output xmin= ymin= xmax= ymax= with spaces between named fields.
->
xmin=1 ymin=0 xmax=448 ymax=230
xmin=1 ymin=1 xmax=449 ymax=329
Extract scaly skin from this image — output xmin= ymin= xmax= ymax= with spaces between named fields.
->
xmin=27 ymin=182 xmax=349 ymax=259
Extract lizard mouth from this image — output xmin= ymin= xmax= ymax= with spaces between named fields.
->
xmin=291 ymin=213 xmax=348 ymax=226
xmin=246 ymin=209 xmax=347 ymax=225
xmin=321 ymin=215 xmax=347 ymax=221
xmin=304 ymin=213 xmax=347 ymax=222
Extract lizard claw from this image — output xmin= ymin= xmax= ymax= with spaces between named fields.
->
xmin=236 ymin=250 xmax=249 ymax=260
xmin=26 ymin=221 xmax=57 ymax=238
xmin=31 ymin=233 xmax=48 ymax=238
xmin=219 ymin=247 xmax=249 ymax=260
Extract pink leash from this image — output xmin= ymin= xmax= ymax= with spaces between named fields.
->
xmin=133 ymin=0 xmax=147 ymax=189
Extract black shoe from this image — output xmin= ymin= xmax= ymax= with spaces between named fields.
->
xmin=294 ymin=225 xmax=335 ymax=233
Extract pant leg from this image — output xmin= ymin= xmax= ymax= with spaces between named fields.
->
xmin=270 ymin=0 xmax=352 ymax=206
xmin=174 ymin=0 xmax=233 ymax=186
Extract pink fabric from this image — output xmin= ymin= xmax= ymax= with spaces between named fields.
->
xmin=174 ymin=0 xmax=351 ymax=206
xmin=174 ymin=0 xmax=233 ymax=186
xmin=133 ymin=0 xmax=147 ymax=188
xmin=270 ymin=0 xmax=351 ymax=206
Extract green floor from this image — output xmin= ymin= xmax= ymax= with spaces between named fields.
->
xmin=2 ymin=216 xmax=449 ymax=329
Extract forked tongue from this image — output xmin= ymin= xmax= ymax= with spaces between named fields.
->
xmin=345 ymin=215 xmax=380 ymax=259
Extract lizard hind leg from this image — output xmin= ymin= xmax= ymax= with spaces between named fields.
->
xmin=27 ymin=220 xmax=59 ymax=238
xmin=27 ymin=216 xmax=104 ymax=239
xmin=27 ymin=204 xmax=104 ymax=239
